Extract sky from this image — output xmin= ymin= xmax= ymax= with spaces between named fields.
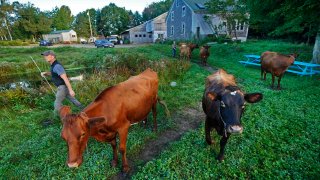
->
xmin=12 ymin=0 xmax=158 ymax=15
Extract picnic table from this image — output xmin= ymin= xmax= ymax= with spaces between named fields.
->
xmin=239 ymin=54 xmax=320 ymax=76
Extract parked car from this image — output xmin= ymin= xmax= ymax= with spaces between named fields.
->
xmin=80 ymin=38 xmax=87 ymax=44
xmin=39 ymin=40 xmax=53 ymax=46
xmin=107 ymin=37 xmax=118 ymax=44
xmin=94 ymin=39 xmax=115 ymax=48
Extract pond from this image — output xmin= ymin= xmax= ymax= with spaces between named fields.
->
xmin=0 ymin=67 xmax=95 ymax=91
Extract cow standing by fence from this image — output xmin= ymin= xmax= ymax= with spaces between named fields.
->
xmin=260 ymin=51 xmax=297 ymax=89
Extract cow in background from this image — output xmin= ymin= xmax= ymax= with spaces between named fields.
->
xmin=200 ymin=45 xmax=211 ymax=65
xmin=261 ymin=51 xmax=297 ymax=89
xmin=60 ymin=68 xmax=168 ymax=173
xmin=188 ymin=43 xmax=199 ymax=59
xmin=179 ymin=43 xmax=190 ymax=61
xmin=202 ymin=69 xmax=263 ymax=161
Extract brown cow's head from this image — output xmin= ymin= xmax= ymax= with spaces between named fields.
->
xmin=203 ymin=45 xmax=210 ymax=50
xmin=60 ymin=106 xmax=105 ymax=168
xmin=207 ymin=87 xmax=263 ymax=134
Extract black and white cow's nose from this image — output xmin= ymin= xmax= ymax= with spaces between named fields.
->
xmin=227 ymin=125 xmax=243 ymax=134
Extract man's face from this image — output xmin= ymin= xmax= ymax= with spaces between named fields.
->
xmin=44 ymin=55 xmax=55 ymax=63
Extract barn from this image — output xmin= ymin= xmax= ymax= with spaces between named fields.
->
xmin=42 ymin=30 xmax=78 ymax=43
xmin=121 ymin=13 xmax=167 ymax=44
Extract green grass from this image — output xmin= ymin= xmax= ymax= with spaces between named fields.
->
xmin=133 ymin=41 xmax=320 ymax=179
xmin=0 ymin=40 xmax=319 ymax=179
xmin=0 ymin=44 xmax=207 ymax=178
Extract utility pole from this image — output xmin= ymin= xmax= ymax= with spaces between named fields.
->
xmin=87 ymin=11 xmax=93 ymax=38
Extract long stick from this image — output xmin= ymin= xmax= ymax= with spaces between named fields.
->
xmin=30 ymin=56 xmax=56 ymax=95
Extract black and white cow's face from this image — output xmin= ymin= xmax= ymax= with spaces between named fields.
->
xmin=208 ymin=89 xmax=263 ymax=134
xmin=219 ymin=90 xmax=245 ymax=134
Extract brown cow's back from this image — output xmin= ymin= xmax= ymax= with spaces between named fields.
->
xmin=84 ymin=68 xmax=158 ymax=125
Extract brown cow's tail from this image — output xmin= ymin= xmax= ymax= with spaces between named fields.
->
xmin=157 ymin=97 xmax=170 ymax=117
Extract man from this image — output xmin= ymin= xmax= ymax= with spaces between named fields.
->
xmin=40 ymin=50 xmax=82 ymax=113
xmin=172 ymin=41 xmax=176 ymax=58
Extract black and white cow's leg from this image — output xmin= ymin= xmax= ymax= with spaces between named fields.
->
xmin=217 ymin=134 xmax=230 ymax=161
xmin=205 ymin=117 xmax=214 ymax=145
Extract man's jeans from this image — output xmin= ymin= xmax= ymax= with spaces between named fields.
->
xmin=54 ymin=85 xmax=82 ymax=112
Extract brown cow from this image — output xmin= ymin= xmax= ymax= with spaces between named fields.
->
xmin=179 ymin=43 xmax=190 ymax=61
xmin=200 ymin=45 xmax=211 ymax=65
xmin=261 ymin=51 xmax=297 ymax=89
xmin=60 ymin=68 xmax=163 ymax=173
xmin=188 ymin=43 xmax=199 ymax=59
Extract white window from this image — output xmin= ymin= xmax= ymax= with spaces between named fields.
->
xmin=171 ymin=11 xmax=174 ymax=21
xmin=171 ymin=26 xmax=174 ymax=36
xmin=176 ymin=0 xmax=179 ymax=7
xmin=181 ymin=22 xmax=185 ymax=35
xmin=182 ymin=6 xmax=186 ymax=17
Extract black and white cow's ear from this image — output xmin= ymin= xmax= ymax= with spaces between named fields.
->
xmin=207 ymin=92 xmax=218 ymax=101
xmin=88 ymin=117 xmax=106 ymax=128
xmin=244 ymin=93 xmax=263 ymax=103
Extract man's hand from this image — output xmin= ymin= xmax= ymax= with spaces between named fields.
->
xmin=41 ymin=72 xmax=47 ymax=77
xmin=69 ymin=89 xmax=75 ymax=97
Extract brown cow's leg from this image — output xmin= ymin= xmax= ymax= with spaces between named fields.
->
xmin=217 ymin=134 xmax=230 ymax=161
xmin=271 ymin=74 xmax=275 ymax=89
xmin=277 ymin=75 xmax=283 ymax=90
xmin=118 ymin=124 xmax=130 ymax=173
xmin=110 ymin=138 xmax=118 ymax=167
xmin=205 ymin=118 xmax=214 ymax=145
xmin=152 ymin=102 xmax=157 ymax=131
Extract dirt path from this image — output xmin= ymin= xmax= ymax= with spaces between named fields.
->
xmin=112 ymin=103 xmax=205 ymax=179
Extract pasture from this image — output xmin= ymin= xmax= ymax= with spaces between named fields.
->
xmin=0 ymin=40 xmax=319 ymax=179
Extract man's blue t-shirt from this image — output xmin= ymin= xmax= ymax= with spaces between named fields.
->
xmin=53 ymin=64 xmax=65 ymax=76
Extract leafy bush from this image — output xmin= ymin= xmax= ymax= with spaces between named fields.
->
xmin=0 ymin=40 xmax=30 ymax=46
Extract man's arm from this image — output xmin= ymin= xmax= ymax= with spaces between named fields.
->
xmin=60 ymin=73 xmax=75 ymax=97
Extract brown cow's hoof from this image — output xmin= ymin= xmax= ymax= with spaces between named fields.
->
xmin=122 ymin=165 xmax=130 ymax=173
xmin=110 ymin=160 xmax=117 ymax=167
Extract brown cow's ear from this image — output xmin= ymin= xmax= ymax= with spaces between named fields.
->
xmin=244 ymin=93 xmax=263 ymax=103
xmin=88 ymin=117 xmax=106 ymax=128
xmin=207 ymin=92 xmax=217 ymax=101
xmin=59 ymin=106 xmax=71 ymax=119
xmin=79 ymin=112 xmax=89 ymax=120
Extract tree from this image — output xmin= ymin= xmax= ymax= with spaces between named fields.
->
xmin=311 ymin=32 xmax=320 ymax=64
xmin=73 ymin=9 xmax=97 ymax=38
xmin=205 ymin=0 xmax=248 ymax=40
xmin=0 ymin=0 xmax=13 ymax=40
xmin=142 ymin=0 xmax=172 ymax=21
xmin=14 ymin=2 xmax=52 ymax=41
xmin=52 ymin=5 xmax=73 ymax=30
xmin=98 ymin=3 xmax=130 ymax=36
xmin=245 ymin=0 xmax=320 ymax=43
xmin=128 ymin=10 xmax=143 ymax=28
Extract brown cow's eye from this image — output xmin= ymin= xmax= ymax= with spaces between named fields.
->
xmin=80 ymin=133 xmax=86 ymax=139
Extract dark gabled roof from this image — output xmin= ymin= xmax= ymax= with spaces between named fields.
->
xmin=183 ymin=0 xmax=209 ymax=12
xmin=49 ymin=30 xmax=74 ymax=34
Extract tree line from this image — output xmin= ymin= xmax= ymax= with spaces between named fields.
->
xmin=1 ymin=0 xmax=319 ymax=44
xmin=0 ymin=0 xmax=172 ymax=41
